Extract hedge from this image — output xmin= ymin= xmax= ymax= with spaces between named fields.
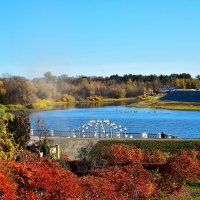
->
xmin=92 ymin=139 xmax=200 ymax=155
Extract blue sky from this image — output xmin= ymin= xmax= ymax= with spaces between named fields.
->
xmin=0 ymin=0 xmax=200 ymax=78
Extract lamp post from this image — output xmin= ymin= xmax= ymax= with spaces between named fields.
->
xmin=82 ymin=129 xmax=85 ymax=138
xmin=124 ymin=127 xmax=127 ymax=139
xmin=78 ymin=128 xmax=80 ymax=138
xmin=120 ymin=128 xmax=122 ymax=138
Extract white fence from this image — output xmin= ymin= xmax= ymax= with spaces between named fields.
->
xmin=30 ymin=129 xmax=179 ymax=139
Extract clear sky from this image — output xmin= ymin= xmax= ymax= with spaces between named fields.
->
xmin=0 ymin=0 xmax=200 ymax=78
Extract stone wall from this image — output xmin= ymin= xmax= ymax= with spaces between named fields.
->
xmin=48 ymin=137 xmax=100 ymax=160
xmin=30 ymin=136 xmax=100 ymax=160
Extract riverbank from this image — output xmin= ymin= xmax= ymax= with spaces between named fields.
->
xmin=3 ymin=97 xmax=137 ymax=112
xmin=129 ymin=96 xmax=200 ymax=111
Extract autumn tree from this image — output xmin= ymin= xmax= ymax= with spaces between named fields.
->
xmin=0 ymin=108 xmax=16 ymax=160
xmin=7 ymin=113 xmax=31 ymax=148
xmin=1 ymin=76 xmax=37 ymax=105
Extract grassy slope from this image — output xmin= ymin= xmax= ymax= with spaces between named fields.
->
xmin=93 ymin=139 xmax=200 ymax=155
xmin=129 ymin=96 xmax=200 ymax=111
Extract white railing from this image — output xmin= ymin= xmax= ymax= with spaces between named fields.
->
xmin=30 ymin=129 xmax=179 ymax=139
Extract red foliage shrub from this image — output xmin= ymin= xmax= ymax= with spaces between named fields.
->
xmin=92 ymin=163 xmax=156 ymax=200
xmin=143 ymin=150 xmax=171 ymax=164
xmin=0 ymin=161 xmax=16 ymax=200
xmin=80 ymin=176 xmax=126 ymax=200
xmin=0 ymin=146 xmax=199 ymax=200
xmin=99 ymin=144 xmax=144 ymax=165
xmin=10 ymin=158 xmax=82 ymax=199
xmin=16 ymin=149 xmax=40 ymax=162
xmin=95 ymin=145 xmax=171 ymax=166
xmin=160 ymin=150 xmax=200 ymax=194
xmin=60 ymin=153 xmax=69 ymax=162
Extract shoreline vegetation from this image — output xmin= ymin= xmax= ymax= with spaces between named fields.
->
xmin=1 ymin=72 xmax=200 ymax=112
xmin=129 ymin=96 xmax=200 ymax=111
xmin=2 ymin=95 xmax=200 ymax=112
xmin=2 ymin=97 xmax=137 ymax=112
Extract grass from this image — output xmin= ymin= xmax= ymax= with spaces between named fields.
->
xmin=163 ymin=182 xmax=200 ymax=200
xmin=129 ymin=96 xmax=200 ymax=111
xmin=91 ymin=139 xmax=200 ymax=157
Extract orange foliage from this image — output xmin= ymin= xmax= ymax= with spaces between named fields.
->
xmin=101 ymin=144 xmax=144 ymax=165
xmin=92 ymin=163 xmax=156 ymax=199
xmin=143 ymin=150 xmax=171 ymax=164
xmin=0 ymin=162 xmax=16 ymax=200
xmin=10 ymin=158 xmax=81 ymax=199
xmin=0 ymin=146 xmax=199 ymax=199
xmin=80 ymin=176 xmax=126 ymax=200
xmin=160 ymin=150 xmax=200 ymax=194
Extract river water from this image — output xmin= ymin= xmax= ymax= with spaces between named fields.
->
xmin=30 ymin=102 xmax=200 ymax=138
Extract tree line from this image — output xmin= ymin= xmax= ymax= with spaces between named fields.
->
xmin=0 ymin=72 xmax=200 ymax=105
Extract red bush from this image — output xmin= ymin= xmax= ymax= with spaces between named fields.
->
xmin=143 ymin=150 xmax=171 ymax=164
xmin=99 ymin=144 xmax=144 ymax=165
xmin=10 ymin=158 xmax=82 ymax=199
xmin=160 ymin=150 xmax=200 ymax=194
xmin=80 ymin=176 xmax=126 ymax=200
xmin=0 ymin=161 xmax=16 ymax=200
xmin=92 ymin=163 xmax=156 ymax=200
xmin=0 ymin=146 xmax=199 ymax=199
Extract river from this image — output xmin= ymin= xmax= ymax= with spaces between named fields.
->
xmin=30 ymin=102 xmax=200 ymax=138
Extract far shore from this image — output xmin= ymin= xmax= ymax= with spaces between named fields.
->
xmin=3 ymin=97 xmax=137 ymax=112
xmin=128 ymin=96 xmax=200 ymax=111
xmin=3 ymin=95 xmax=200 ymax=112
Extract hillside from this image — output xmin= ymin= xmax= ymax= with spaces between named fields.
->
xmin=160 ymin=91 xmax=200 ymax=102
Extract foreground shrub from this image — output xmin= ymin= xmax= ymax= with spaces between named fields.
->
xmin=93 ymin=140 xmax=200 ymax=156
xmin=80 ymin=176 xmax=125 ymax=200
xmin=83 ymin=144 xmax=145 ymax=169
xmin=92 ymin=163 xmax=156 ymax=200
xmin=59 ymin=153 xmax=70 ymax=169
xmin=9 ymin=158 xmax=81 ymax=199
xmin=143 ymin=150 xmax=171 ymax=164
xmin=104 ymin=144 xmax=144 ymax=164
xmin=160 ymin=150 xmax=200 ymax=194
xmin=0 ymin=162 xmax=16 ymax=200
xmin=0 ymin=145 xmax=199 ymax=200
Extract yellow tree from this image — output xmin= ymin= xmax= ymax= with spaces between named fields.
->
xmin=0 ymin=107 xmax=16 ymax=160
xmin=0 ymin=80 xmax=6 ymax=96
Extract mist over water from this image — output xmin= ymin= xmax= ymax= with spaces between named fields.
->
xmin=30 ymin=103 xmax=200 ymax=138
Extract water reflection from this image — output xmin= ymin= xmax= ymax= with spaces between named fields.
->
xmin=54 ymin=100 xmax=138 ymax=110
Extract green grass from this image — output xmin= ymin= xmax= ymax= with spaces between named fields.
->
xmin=129 ymin=96 xmax=200 ymax=111
xmin=91 ymin=140 xmax=200 ymax=159
xmin=163 ymin=182 xmax=200 ymax=200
